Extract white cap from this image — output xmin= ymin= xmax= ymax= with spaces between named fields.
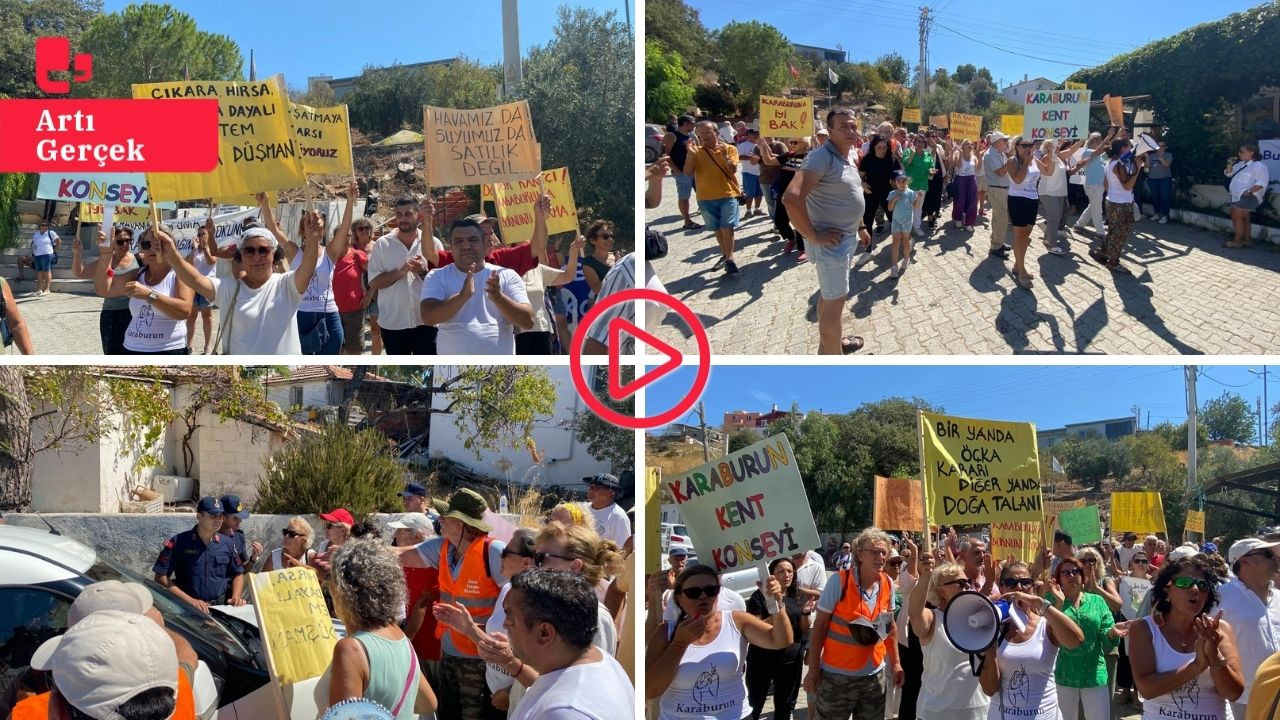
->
xmin=238 ymin=226 xmax=277 ymax=249
xmin=990 ymin=132 xmax=1009 ymax=143
xmin=68 ymin=580 xmax=153 ymax=626
xmin=32 ymin=610 xmax=177 ymax=719
xmin=388 ymin=512 xmax=433 ymax=534
xmin=1167 ymin=544 xmax=1199 ymax=562
xmin=1228 ymin=537 xmax=1280 ymax=565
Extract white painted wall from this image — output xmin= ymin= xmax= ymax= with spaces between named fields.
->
xmin=191 ymin=408 xmax=286 ymax=505
xmin=266 ymin=380 xmax=337 ymax=411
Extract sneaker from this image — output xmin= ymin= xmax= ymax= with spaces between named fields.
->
xmin=989 ymin=247 xmax=1010 ymax=260
xmin=889 ymin=265 xmax=899 ymax=279
xmin=898 ymin=258 xmax=909 ymax=274
xmin=911 ymin=227 xmax=924 ymax=238
xmin=1158 ymin=216 xmax=1168 ymax=224
xmin=853 ymin=251 xmax=873 ymax=269
xmin=682 ymin=220 xmax=703 ymax=230
xmin=1048 ymin=246 xmax=1066 ymax=255
xmin=725 ymin=260 xmax=739 ymax=274
xmin=783 ymin=240 xmax=795 ymax=254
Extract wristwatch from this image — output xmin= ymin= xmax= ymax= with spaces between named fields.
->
xmin=1039 ymin=598 xmax=1053 ymax=614
xmin=148 ymin=290 xmax=158 ymax=301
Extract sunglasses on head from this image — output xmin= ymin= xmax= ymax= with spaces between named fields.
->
xmin=282 ymin=529 xmax=303 ymax=538
xmin=242 ymin=246 xmax=272 ymax=256
xmin=679 ymin=585 xmax=721 ymax=600
xmin=534 ymin=551 xmax=574 ymax=567
xmin=1170 ymin=576 xmax=1212 ymax=592
xmin=1249 ymin=549 xmax=1276 ymax=560
xmin=501 ymin=548 xmax=533 ymax=560
xmin=1000 ymin=577 xmax=1035 ymax=589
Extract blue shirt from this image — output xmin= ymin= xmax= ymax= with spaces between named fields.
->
xmin=887 ymin=188 xmax=918 ymax=223
xmin=222 ymin=528 xmax=252 ymax=565
xmin=152 ymin=528 xmax=244 ymax=602
xmin=1082 ymin=150 xmax=1107 ymax=186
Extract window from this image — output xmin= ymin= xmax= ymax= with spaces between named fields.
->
xmin=0 ymin=587 xmax=72 ymax=716
xmin=290 ymin=386 xmax=304 ymax=408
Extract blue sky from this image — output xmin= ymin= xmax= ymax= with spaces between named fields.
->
xmin=685 ymin=0 xmax=1259 ymax=90
xmin=105 ymin=0 xmax=634 ymax=89
xmin=645 ymin=365 xmax=1280 ymax=441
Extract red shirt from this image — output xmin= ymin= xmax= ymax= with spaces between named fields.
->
xmin=332 ymin=249 xmax=368 ymax=313
xmin=433 ymin=243 xmax=537 ymax=276
xmin=404 ymin=565 xmax=441 ymax=661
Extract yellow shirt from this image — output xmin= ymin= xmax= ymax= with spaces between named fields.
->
xmin=687 ymin=143 xmax=741 ymax=201
xmin=1249 ymin=651 xmax=1280 ymax=720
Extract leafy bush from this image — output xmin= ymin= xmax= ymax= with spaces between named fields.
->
xmin=693 ymin=84 xmax=736 ymax=119
xmin=255 ymin=423 xmax=407 ymax=519
xmin=646 ymin=39 xmax=694 ymax=122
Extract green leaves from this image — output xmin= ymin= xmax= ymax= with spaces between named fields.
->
xmin=646 ymin=39 xmax=694 ymax=122
xmin=444 ymin=367 xmax=556 ymax=460
xmin=255 ymin=423 xmax=405 ymax=519
xmin=345 ymin=59 xmax=501 ymax=137
xmin=714 ymin=21 xmax=791 ymax=115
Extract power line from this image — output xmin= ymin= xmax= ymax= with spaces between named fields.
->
xmin=932 ymin=10 xmax=1138 ymax=53
xmin=934 ymin=23 xmax=1108 ymax=68
xmin=1198 ymin=369 xmax=1256 ymax=389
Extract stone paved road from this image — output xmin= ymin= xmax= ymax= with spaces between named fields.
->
xmin=646 ymin=177 xmax=1280 ymax=355
xmin=4 ymin=292 xmax=214 ymax=356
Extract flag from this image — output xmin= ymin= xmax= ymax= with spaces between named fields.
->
xmin=1052 ymin=456 xmax=1064 ymax=475
xmin=827 ymin=67 xmax=839 ymax=84
xmin=789 ymin=64 xmax=800 ymax=81
xmin=249 ymin=49 xmax=256 ymax=81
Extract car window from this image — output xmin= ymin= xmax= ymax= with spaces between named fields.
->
xmin=0 ymin=587 xmax=72 ymax=716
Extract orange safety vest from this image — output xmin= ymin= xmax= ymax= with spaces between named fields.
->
xmin=821 ymin=568 xmax=894 ymax=673
xmin=10 ymin=670 xmax=197 ymax=719
xmin=435 ymin=536 xmax=500 ymax=657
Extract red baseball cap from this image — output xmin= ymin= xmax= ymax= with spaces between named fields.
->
xmin=320 ymin=508 xmax=354 ymax=526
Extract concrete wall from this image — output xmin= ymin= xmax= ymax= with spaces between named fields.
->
xmin=191 ymin=408 xmax=286 ymax=505
xmin=265 ymin=380 xmax=337 ymax=411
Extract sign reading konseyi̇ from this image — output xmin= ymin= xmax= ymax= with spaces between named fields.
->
xmin=1023 ymin=89 xmax=1091 ymax=141
xmin=248 ymin=567 xmax=339 ymax=686
xmin=759 ymin=95 xmax=813 ymax=138
xmin=423 ymin=101 xmax=540 ymax=187
xmin=921 ymin=411 xmax=1043 ymax=525
xmin=666 ymin=435 xmax=820 ymax=573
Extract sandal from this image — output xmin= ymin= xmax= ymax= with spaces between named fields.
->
xmin=841 ymin=336 xmax=865 ymax=354
xmin=1088 ymin=248 xmax=1107 ymax=263
xmin=1107 ymin=262 xmax=1132 ymax=275
xmin=1011 ymin=270 xmax=1034 ymax=289
xmin=1224 ymin=241 xmax=1243 ymax=248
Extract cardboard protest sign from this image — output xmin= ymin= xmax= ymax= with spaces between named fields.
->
xmin=991 ymin=521 xmax=1040 ymax=563
xmin=949 ymin=113 xmax=982 ymax=142
xmin=1117 ymin=575 xmax=1151 ymax=621
xmin=482 ymin=167 xmax=578 ymax=245
xmin=873 ymin=476 xmax=924 ymax=532
xmin=1111 ymin=491 xmax=1167 ymax=534
xmin=1022 ymin=89 xmax=1091 ymax=141
xmin=79 ymin=203 xmax=155 ymax=223
xmin=1184 ymin=509 xmax=1205 ymax=534
xmin=902 ymin=108 xmax=922 ymax=124
xmin=133 ymin=75 xmax=306 ymax=201
xmin=920 ymin=411 xmax=1043 ymax=525
xmin=114 ymin=207 xmax=258 ymax=254
xmin=423 ymin=101 xmax=540 ymax=187
xmin=1064 ymin=81 xmax=1088 ymax=90
xmin=37 ymin=172 xmax=175 ymax=208
xmin=288 ymin=102 xmax=354 ymax=176
xmin=929 ymin=115 xmax=948 ymax=129
xmin=1057 ymin=505 xmax=1102 ymax=544
xmin=1001 ymin=114 xmax=1024 ymax=137
xmin=759 ymin=95 xmax=813 ymax=138
xmin=248 ymin=568 xmax=338 ymax=686
xmin=646 ymin=468 xmax=662 ymax=573
xmin=665 ymin=435 xmax=820 ymax=573
xmin=1103 ymin=94 xmax=1125 ymax=126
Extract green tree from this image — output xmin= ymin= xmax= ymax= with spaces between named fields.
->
xmin=1056 ymin=437 xmax=1132 ymax=490
xmin=1200 ymin=391 xmax=1256 ymax=442
xmin=0 ymin=0 xmax=101 ymax=98
xmin=289 ymin=82 xmax=336 ymax=108
xmin=694 ymin=83 xmax=736 ymax=118
xmin=346 ymin=59 xmax=499 ymax=137
xmin=565 ymin=369 xmax=634 ymax=474
xmin=76 ymin=3 xmax=242 ymax=98
xmin=968 ymin=76 xmax=999 ymax=110
xmin=645 ymin=38 xmax=694 ymax=122
xmin=714 ymin=21 xmax=790 ymax=117
xmin=728 ymin=429 xmax=759 ymax=452
xmin=517 ymin=7 xmax=633 ymax=247
xmin=825 ymin=62 xmax=885 ymax=102
xmin=953 ymin=63 xmax=978 ymax=85
xmin=644 ymin=0 xmax=714 ymax=74
xmin=1150 ymin=420 xmax=1208 ymax=451
xmin=873 ymin=52 xmax=910 ymax=85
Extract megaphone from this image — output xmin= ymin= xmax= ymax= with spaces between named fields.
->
xmin=1133 ymin=133 xmax=1160 ymax=156
xmin=942 ymin=591 xmax=1027 ymax=675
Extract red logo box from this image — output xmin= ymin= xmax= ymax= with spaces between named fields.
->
xmin=0 ymin=98 xmax=219 ymax=172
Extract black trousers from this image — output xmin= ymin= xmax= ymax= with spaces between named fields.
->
xmin=863 ymin=187 xmax=891 ymax=233
xmin=516 ymin=331 xmax=554 ymax=355
xmin=746 ymin=645 xmax=803 ymax=720
xmin=381 ymin=325 xmax=437 ymax=355
xmin=899 ymin=621 xmax=924 ymax=720
xmin=772 ymin=197 xmax=804 ymax=251
xmin=99 ymin=307 xmax=132 ymax=355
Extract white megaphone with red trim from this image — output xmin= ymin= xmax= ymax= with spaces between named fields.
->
xmin=941 ymin=591 xmax=1027 ymax=675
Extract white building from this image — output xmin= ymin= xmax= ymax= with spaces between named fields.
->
xmin=1002 ymin=75 xmax=1061 ymax=105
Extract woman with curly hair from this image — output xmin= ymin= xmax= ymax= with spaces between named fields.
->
xmin=327 ymin=538 xmax=437 ymax=719
xmin=1127 ymin=556 xmax=1244 ymax=720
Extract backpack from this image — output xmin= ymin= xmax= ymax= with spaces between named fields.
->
xmin=645 ymin=227 xmax=668 ymax=260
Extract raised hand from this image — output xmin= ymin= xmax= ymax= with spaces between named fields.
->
xmin=347 ymin=179 xmax=359 ymax=201
xmin=459 ymin=267 xmax=476 ymax=300
xmin=477 ymin=631 xmax=517 ymax=669
xmin=535 ymin=194 xmax=552 ymax=216
xmin=432 ymin=600 xmax=475 ymax=632
xmin=672 ymin=611 xmax=710 ymax=646
xmin=764 ymin=575 xmax=784 ymax=602
xmin=96 ymin=229 xmax=111 ymax=250
xmin=123 ymin=280 xmax=151 ymax=299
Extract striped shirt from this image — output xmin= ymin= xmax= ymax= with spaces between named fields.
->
xmin=586 ymin=253 xmax=665 ymax=352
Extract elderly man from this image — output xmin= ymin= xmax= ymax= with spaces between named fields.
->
xmin=1220 ymin=537 xmax=1280 ymax=719
xmin=983 ymin=132 xmax=1012 ymax=259
xmin=806 ymin=527 xmax=903 ymax=720
xmin=584 ymin=473 xmax=631 ymax=551
xmin=685 ymin=119 xmax=743 ymax=274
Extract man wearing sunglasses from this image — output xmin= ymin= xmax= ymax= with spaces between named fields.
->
xmin=1220 ymin=537 xmax=1280 ymax=719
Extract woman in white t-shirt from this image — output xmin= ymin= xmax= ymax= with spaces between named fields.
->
xmin=1091 ymin=138 xmax=1147 ymax=274
xmin=165 ymin=197 xmax=320 ymax=354
xmin=518 ymin=196 xmax=584 ymax=355
xmin=94 ymin=223 xmax=194 ymax=355
xmin=274 ymin=182 xmax=357 ymax=354
xmin=1224 ymin=144 xmax=1270 ymax=249
xmin=910 ymin=557 xmax=990 ymax=720
xmin=1004 ymin=136 xmax=1057 ymax=289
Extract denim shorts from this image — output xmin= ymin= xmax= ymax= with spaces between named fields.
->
xmin=33 ymin=254 xmax=53 ymax=271
xmin=699 ymin=197 xmax=740 ymax=231
xmin=810 ymin=232 xmax=857 ymax=300
xmin=674 ymin=173 xmax=694 ymax=200
xmin=891 ymin=218 xmax=913 ymax=234
xmin=742 ymin=173 xmax=763 ymax=198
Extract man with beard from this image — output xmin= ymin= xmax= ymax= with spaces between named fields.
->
xmin=368 ymin=196 xmax=444 ymax=354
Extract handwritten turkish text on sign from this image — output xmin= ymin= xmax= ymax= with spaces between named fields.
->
xmin=1185 ymin=510 xmax=1205 ymax=534
xmin=79 ymin=203 xmax=155 ymax=223
xmin=873 ymin=476 xmax=924 ymax=532
xmin=1110 ymin=491 xmax=1167 ymax=534
xmin=288 ymin=102 xmax=354 ymax=176
xmin=1001 ymin=115 xmax=1024 ymax=137
xmin=424 ymin=101 xmax=540 ymax=187
xmin=1064 ymin=81 xmax=1088 ymax=91
xmin=666 ymin=435 xmax=820 ymax=573
xmin=133 ymin=75 xmax=306 ymax=202
xmin=759 ymin=95 xmax=813 ymax=138
xmin=482 ymin=167 xmax=578 ymax=245
xmin=991 ymin=521 xmax=1040 ymax=563
xmin=114 ymin=207 xmax=258 ymax=254
xmin=949 ymin=113 xmax=982 ymax=142
xmin=1023 ymin=89 xmax=1091 ymax=142
xmin=902 ymin=108 xmax=922 ymax=125
xmin=1057 ymin=505 xmax=1102 ymax=544
xmin=248 ymin=567 xmax=339 ymax=686
xmin=37 ymin=172 xmax=175 ymax=208
xmin=921 ymin=411 xmax=1043 ymax=525
xmin=929 ymin=114 xmax=948 ymax=129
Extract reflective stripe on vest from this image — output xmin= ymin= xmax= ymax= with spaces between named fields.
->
xmin=822 ymin=569 xmax=893 ymax=672
xmin=434 ymin=535 xmax=500 ymax=656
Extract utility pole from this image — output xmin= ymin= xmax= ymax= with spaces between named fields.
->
xmin=1249 ymin=366 xmax=1270 ymax=446
xmin=501 ymin=0 xmax=522 ymax=98
xmin=697 ymin=401 xmax=711 ymax=463
xmin=1185 ymin=366 xmax=1198 ymax=490
xmin=917 ymin=6 xmax=931 ymax=110
xmin=1259 ymin=397 xmax=1265 ymax=446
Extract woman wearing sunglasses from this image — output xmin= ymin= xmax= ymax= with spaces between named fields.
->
xmin=74 ymin=225 xmax=137 ymax=353
xmin=335 ymin=214 xmax=379 ymax=354
xmin=260 ymin=516 xmax=318 ymax=572
xmin=646 ymin=564 xmax=793 ymax=720
xmin=581 ymin=220 xmax=616 ymax=296
xmin=1127 ymin=556 xmax=1243 ymax=720
xmin=1003 ymin=135 xmax=1057 ymax=289
xmin=1046 ymin=555 xmax=1127 ymax=720
xmin=94 ymin=222 xmax=194 ymax=354
xmin=978 ymin=561 xmax=1084 ymax=719
xmin=909 ymin=555 xmax=991 ymax=720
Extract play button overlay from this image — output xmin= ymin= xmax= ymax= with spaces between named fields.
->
xmin=570 ymin=288 xmax=711 ymax=430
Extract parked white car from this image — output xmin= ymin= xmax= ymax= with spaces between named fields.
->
xmin=660 ymin=522 xmax=695 ymax=554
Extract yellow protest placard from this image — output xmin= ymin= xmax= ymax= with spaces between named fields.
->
xmin=1064 ymin=81 xmax=1088 ymax=90
xmin=901 ymin=108 xmax=922 ymax=125
xmin=646 ymin=468 xmax=661 ymax=573
xmin=1001 ymin=114 xmax=1024 ymax=136
xmin=483 ymin=167 xmax=578 ymax=245
xmin=991 ymin=521 xmax=1040 ymax=563
xmin=423 ymin=101 xmax=541 ymax=187
xmin=288 ymin=102 xmax=354 ymax=176
xmin=949 ymin=113 xmax=982 ymax=142
xmin=1185 ymin=510 xmax=1205 ymax=534
xmin=873 ymin=476 xmax=924 ymax=532
xmin=79 ymin=203 xmax=153 ymax=223
xmin=248 ymin=567 xmax=338 ymax=686
xmin=929 ymin=114 xmax=948 ymax=129
xmin=1111 ymin=492 xmax=1167 ymax=534
xmin=759 ymin=95 xmax=813 ymax=138
xmin=921 ymin=411 xmax=1043 ymax=525
xmin=1043 ymin=498 xmax=1085 ymax=524
xmin=133 ymin=75 xmax=306 ymax=202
